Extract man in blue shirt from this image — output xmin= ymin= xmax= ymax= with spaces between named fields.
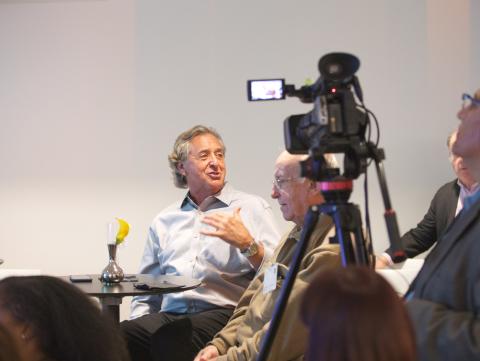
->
xmin=120 ymin=125 xmax=280 ymax=361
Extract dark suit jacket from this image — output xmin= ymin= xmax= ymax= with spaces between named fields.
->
xmin=406 ymin=195 xmax=480 ymax=361
xmin=386 ymin=180 xmax=459 ymax=258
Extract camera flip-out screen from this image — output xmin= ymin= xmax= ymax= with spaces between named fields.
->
xmin=247 ymin=79 xmax=285 ymax=101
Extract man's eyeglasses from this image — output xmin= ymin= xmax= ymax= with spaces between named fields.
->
xmin=462 ymin=93 xmax=480 ymax=109
xmin=273 ymin=177 xmax=300 ymax=190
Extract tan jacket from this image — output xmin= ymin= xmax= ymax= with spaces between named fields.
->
xmin=209 ymin=214 xmax=341 ymax=361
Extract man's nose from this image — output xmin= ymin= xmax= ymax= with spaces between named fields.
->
xmin=271 ymin=184 xmax=279 ymax=199
xmin=208 ymin=154 xmax=220 ymax=165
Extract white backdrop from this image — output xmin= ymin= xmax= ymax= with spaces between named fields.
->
xmin=0 ymin=0 xmax=478 ymax=320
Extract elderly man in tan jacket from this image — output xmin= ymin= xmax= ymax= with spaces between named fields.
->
xmin=194 ymin=151 xmax=341 ymax=361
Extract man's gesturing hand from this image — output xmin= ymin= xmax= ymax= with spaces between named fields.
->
xmin=201 ymin=208 xmax=253 ymax=250
xmin=201 ymin=207 xmax=264 ymax=269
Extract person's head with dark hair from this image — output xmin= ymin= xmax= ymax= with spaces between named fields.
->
xmin=0 ymin=275 xmax=130 ymax=361
xmin=301 ymin=266 xmax=416 ymax=361
xmin=0 ymin=324 xmax=22 ymax=361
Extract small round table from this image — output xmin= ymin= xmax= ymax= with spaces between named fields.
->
xmin=64 ymin=274 xmax=201 ymax=323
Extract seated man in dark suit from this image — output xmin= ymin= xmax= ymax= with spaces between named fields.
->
xmin=406 ymin=89 xmax=480 ymax=361
xmin=376 ymin=129 xmax=478 ymax=268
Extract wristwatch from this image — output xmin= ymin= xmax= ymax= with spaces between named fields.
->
xmin=241 ymin=240 xmax=259 ymax=258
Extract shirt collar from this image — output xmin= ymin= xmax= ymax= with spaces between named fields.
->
xmin=457 ymin=179 xmax=480 ymax=196
xmin=180 ymin=182 xmax=233 ymax=211
xmin=464 ymin=190 xmax=480 ymax=212
xmin=212 ymin=182 xmax=235 ymax=205
xmin=289 ymin=225 xmax=303 ymax=242
xmin=180 ymin=194 xmax=199 ymax=210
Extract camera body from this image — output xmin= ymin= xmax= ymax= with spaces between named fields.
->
xmin=247 ymin=53 xmax=369 ymax=181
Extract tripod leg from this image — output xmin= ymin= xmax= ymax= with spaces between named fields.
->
xmin=322 ymin=203 xmax=372 ymax=267
xmin=333 ymin=221 xmax=355 ymax=266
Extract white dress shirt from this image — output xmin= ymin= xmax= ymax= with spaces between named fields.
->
xmin=130 ymin=183 xmax=280 ymax=319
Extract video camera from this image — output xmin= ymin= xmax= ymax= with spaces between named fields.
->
xmin=247 ymin=52 xmax=371 ymax=182
xmin=251 ymin=53 xmax=406 ymax=361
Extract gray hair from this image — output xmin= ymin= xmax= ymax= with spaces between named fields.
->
xmin=168 ymin=125 xmax=226 ymax=188
xmin=447 ymin=129 xmax=457 ymax=153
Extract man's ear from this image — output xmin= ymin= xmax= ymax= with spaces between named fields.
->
xmin=20 ymin=323 xmax=34 ymax=342
xmin=177 ymin=162 xmax=186 ymax=176
xmin=307 ymin=180 xmax=325 ymax=205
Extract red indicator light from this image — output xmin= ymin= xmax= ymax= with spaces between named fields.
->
xmin=331 ymin=88 xmax=337 ymax=93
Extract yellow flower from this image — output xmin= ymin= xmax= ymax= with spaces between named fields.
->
xmin=115 ymin=218 xmax=130 ymax=245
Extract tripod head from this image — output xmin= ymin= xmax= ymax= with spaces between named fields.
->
xmin=316 ymin=176 xmax=353 ymax=204
xmin=305 ymin=141 xmax=406 ymax=265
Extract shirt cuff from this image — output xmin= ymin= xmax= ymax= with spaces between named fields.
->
xmin=209 ymin=339 xmax=228 ymax=356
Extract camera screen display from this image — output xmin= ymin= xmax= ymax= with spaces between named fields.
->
xmin=247 ymin=79 xmax=285 ymax=101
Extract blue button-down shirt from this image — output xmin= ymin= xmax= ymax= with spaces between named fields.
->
xmin=462 ymin=188 xmax=480 ymax=212
xmin=130 ymin=183 xmax=280 ymax=319
xmin=455 ymin=180 xmax=480 ymax=216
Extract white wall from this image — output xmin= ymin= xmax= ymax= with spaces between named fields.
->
xmin=0 ymin=0 xmax=478 ymax=320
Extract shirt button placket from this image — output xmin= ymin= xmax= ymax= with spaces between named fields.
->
xmin=191 ymin=210 xmax=203 ymax=274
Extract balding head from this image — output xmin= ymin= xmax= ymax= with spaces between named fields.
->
xmin=271 ymin=151 xmax=336 ymax=225
xmin=275 ymin=151 xmax=306 ymax=176
xmin=274 ymin=151 xmax=338 ymax=178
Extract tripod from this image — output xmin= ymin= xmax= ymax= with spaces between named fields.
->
xmin=256 ymin=147 xmax=405 ymax=361
xmin=317 ymin=178 xmax=372 ymax=267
